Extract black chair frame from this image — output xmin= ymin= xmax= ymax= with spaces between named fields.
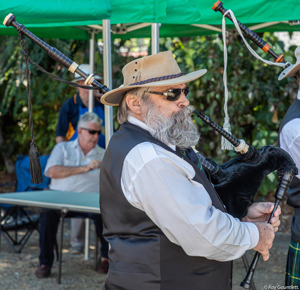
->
xmin=0 ymin=205 xmax=39 ymax=253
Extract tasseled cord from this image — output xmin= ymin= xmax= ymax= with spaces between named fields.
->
xmin=29 ymin=142 xmax=43 ymax=184
xmin=221 ymin=12 xmax=234 ymax=150
xmin=221 ymin=117 xmax=234 ymax=150
xmin=18 ymin=30 xmax=43 ymax=184
xmin=220 ymin=9 xmax=286 ymax=151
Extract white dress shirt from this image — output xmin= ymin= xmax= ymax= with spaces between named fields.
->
xmin=45 ymin=138 xmax=105 ymax=193
xmin=121 ymin=116 xmax=259 ymax=262
xmin=279 ymin=90 xmax=300 ymax=179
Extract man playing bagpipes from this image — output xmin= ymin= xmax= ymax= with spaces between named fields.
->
xmin=99 ymin=51 xmax=281 ymax=290
xmin=278 ymin=45 xmax=300 ymax=287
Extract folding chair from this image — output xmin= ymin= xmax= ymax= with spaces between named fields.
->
xmin=0 ymin=154 xmax=50 ymax=253
xmin=0 ymin=204 xmax=39 ymax=253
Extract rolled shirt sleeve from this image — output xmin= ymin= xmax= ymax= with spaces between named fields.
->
xmin=121 ymin=142 xmax=259 ymax=262
xmin=44 ymin=143 xmax=65 ymax=177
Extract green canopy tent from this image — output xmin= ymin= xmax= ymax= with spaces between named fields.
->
xmin=0 ymin=0 xmax=110 ymax=40
xmin=1 ymin=0 xmax=300 ymax=39
xmin=108 ymin=0 xmax=300 ymax=38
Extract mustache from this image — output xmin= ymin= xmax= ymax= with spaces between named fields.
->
xmin=172 ymin=105 xmax=194 ymax=123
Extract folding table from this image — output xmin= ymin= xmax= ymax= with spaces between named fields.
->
xmin=0 ymin=190 xmax=100 ymax=283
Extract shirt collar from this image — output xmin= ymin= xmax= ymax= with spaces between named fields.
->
xmin=86 ymin=145 xmax=102 ymax=157
xmin=72 ymin=138 xmax=101 ymax=156
xmin=127 ymin=116 xmax=176 ymax=150
xmin=297 ymin=90 xmax=300 ymax=100
xmin=128 ymin=115 xmax=150 ymax=131
xmin=71 ymin=138 xmax=80 ymax=148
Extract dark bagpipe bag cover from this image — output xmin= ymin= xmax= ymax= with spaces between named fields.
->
xmin=207 ymin=145 xmax=296 ymax=219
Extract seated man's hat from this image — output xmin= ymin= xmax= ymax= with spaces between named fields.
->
xmin=278 ymin=45 xmax=300 ymax=81
xmin=101 ymin=51 xmax=207 ymax=106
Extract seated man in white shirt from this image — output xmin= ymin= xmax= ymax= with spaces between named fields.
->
xmin=35 ymin=112 xmax=109 ymax=278
xmin=99 ymin=51 xmax=281 ymax=290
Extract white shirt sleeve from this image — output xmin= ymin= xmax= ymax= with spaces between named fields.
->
xmin=121 ymin=142 xmax=259 ymax=262
xmin=44 ymin=143 xmax=65 ymax=177
xmin=280 ymin=118 xmax=300 ymax=179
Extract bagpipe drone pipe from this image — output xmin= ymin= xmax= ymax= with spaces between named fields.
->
xmin=209 ymin=2 xmax=300 ymax=287
xmin=3 ymin=12 xmax=298 ymax=288
xmin=212 ymin=0 xmax=291 ymax=68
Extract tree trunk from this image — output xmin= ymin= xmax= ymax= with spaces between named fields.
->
xmin=0 ymin=126 xmax=15 ymax=173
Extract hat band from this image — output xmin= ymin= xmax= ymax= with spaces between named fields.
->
xmin=129 ymin=72 xmax=184 ymax=86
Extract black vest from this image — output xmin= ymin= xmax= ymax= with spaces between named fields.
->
xmin=100 ymin=122 xmax=232 ymax=290
xmin=278 ymin=98 xmax=300 ymax=242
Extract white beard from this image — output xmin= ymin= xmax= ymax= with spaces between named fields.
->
xmin=144 ymin=102 xmax=200 ymax=149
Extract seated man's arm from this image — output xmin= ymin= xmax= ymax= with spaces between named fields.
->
xmin=45 ymin=142 xmax=101 ymax=179
xmin=48 ymin=160 xmax=101 ymax=179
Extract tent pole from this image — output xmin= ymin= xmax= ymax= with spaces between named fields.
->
xmin=88 ymin=30 xmax=95 ymax=113
xmin=103 ymin=19 xmax=114 ymax=146
xmin=84 ymin=30 xmax=97 ymax=261
xmin=151 ymin=23 xmax=160 ymax=54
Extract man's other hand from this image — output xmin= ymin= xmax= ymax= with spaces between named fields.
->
xmin=252 ymin=222 xmax=275 ymax=261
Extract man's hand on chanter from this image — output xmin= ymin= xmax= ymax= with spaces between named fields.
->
xmin=242 ymin=202 xmax=281 ymax=232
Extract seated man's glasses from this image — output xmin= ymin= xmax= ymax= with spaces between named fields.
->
xmin=81 ymin=128 xmax=101 ymax=135
xmin=149 ymin=87 xmax=190 ymax=101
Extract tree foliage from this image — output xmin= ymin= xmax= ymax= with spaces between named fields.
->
xmin=0 ymin=36 xmax=132 ymax=164
xmin=0 ymin=36 xmax=78 ymax=158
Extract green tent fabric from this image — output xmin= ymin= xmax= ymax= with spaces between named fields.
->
xmin=109 ymin=0 xmax=299 ymax=25
xmin=0 ymin=0 xmax=300 ymax=40
xmin=0 ymin=0 xmax=111 ymax=40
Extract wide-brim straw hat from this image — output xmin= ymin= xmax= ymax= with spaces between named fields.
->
xmin=72 ymin=64 xmax=102 ymax=83
xmin=101 ymin=51 xmax=207 ymax=106
xmin=278 ymin=46 xmax=300 ymax=81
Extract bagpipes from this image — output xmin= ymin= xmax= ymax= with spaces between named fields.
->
xmin=3 ymin=11 xmax=298 ymax=289
xmin=209 ymin=2 xmax=298 ymax=288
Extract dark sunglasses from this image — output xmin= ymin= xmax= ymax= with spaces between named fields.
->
xmin=81 ymin=128 xmax=101 ymax=135
xmin=149 ymin=86 xmax=190 ymax=101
